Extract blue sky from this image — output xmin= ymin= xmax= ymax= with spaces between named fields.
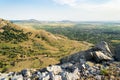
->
xmin=0 ymin=0 xmax=120 ymax=21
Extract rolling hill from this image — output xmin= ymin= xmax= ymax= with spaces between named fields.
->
xmin=0 ymin=18 xmax=92 ymax=72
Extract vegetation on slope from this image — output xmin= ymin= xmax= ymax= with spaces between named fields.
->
xmin=14 ymin=21 xmax=120 ymax=60
xmin=0 ymin=19 xmax=92 ymax=72
xmin=16 ymin=21 xmax=120 ymax=46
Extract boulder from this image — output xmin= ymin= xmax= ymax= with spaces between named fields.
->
xmin=94 ymin=41 xmax=113 ymax=57
xmin=92 ymin=51 xmax=113 ymax=62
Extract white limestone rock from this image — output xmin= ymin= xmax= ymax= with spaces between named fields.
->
xmin=46 ymin=65 xmax=62 ymax=75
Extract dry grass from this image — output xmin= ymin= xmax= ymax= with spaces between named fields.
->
xmin=7 ymin=55 xmax=59 ymax=72
xmin=0 ymin=18 xmax=92 ymax=72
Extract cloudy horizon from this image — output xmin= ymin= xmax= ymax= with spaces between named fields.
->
xmin=0 ymin=0 xmax=120 ymax=21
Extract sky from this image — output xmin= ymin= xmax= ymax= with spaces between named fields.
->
xmin=0 ymin=0 xmax=120 ymax=21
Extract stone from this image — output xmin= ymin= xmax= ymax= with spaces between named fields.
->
xmin=60 ymin=68 xmax=80 ymax=80
xmin=61 ymin=71 xmax=80 ymax=80
xmin=86 ymin=61 xmax=95 ymax=67
xmin=31 ymin=71 xmax=42 ymax=79
xmin=73 ymin=68 xmax=80 ymax=75
xmin=82 ymin=64 xmax=86 ymax=69
xmin=21 ymin=69 xmax=31 ymax=77
xmin=110 ymin=75 xmax=115 ymax=80
xmin=0 ymin=73 xmax=10 ymax=80
xmin=80 ymin=58 xmax=86 ymax=64
xmin=92 ymin=51 xmax=113 ymax=62
xmin=46 ymin=65 xmax=62 ymax=75
xmin=53 ymin=75 xmax=62 ymax=80
xmin=95 ymin=75 xmax=102 ymax=80
xmin=41 ymin=74 xmax=50 ymax=80
xmin=11 ymin=75 xmax=23 ymax=80
xmin=90 ymin=41 xmax=114 ymax=62
xmin=88 ymin=67 xmax=97 ymax=75
xmin=0 ymin=41 xmax=119 ymax=80
xmin=39 ymin=72 xmax=50 ymax=80
xmin=61 ymin=63 xmax=73 ymax=69
xmin=95 ymin=41 xmax=112 ymax=57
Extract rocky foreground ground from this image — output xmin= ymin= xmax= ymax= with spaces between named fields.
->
xmin=0 ymin=41 xmax=120 ymax=80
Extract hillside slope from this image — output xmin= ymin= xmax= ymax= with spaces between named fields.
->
xmin=0 ymin=18 xmax=92 ymax=72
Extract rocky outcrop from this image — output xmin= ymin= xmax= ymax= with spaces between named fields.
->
xmin=95 ymin=41 xmax=112 ymax=57
xmin=61 ymin=41 xmax=113 ymax=63
xmin=0 ymin=61 xmax=120 ymax=80
xmin=0 ymin=41 xmax=120 ymax=80
xmin=92 ymin=51 xmax=113 ymax=62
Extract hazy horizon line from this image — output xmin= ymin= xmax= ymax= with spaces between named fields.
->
xmin=10 ymin=19 xmax=120 ymax=22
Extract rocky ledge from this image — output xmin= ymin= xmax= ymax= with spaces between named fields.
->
xmin=0 ymin=41 xmax=120 ymax=80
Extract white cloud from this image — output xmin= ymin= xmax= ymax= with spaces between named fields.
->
xmin=53 ymin=0 xmax=77 ymax=6
xmin=52 ymin=0 xmax=120 ymax=10
xmin=53 ymin=0 xmax=111 ymax=7
xmin=52 ymin=0 xmax=120 ymax=21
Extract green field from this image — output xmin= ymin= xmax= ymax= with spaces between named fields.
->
xmin=15 ymin=21 xmax=120 ymax=45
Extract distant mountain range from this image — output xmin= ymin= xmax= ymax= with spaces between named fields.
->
xmin=10 ymin=19 xmax=120 ymax=24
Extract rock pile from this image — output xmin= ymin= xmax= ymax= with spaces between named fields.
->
xmin=0 ymin=61 xmax=120 ymax=80
xmin=0 ymin=41 xmax=120 ymax=80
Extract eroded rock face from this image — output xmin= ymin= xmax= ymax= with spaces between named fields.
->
xmin=91 ymin=41 xmax=113 ymax=62
xmin=92 ymin=51 xmax=113 ymax=62
xmin=94 ymin=41 xmax=113 ymax=58
xmin=95 ymin=41 xmax=112 ymax=57
xmin=60 ymin=41 xmax=113 ymax=63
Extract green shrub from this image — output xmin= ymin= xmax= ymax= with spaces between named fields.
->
xmin=1 ymin=67 xmax=8 ymax=73
xmin=100 ymin=69 xmax=109 ymax=75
